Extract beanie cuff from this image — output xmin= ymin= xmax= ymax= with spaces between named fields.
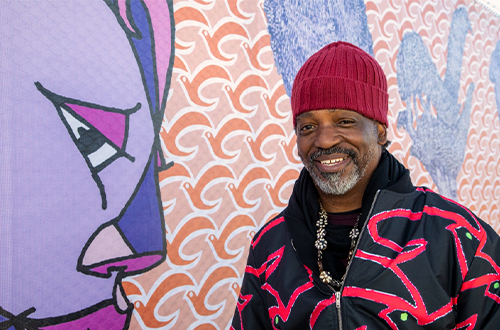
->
xmin=292 ymin=76 xmax=389 ymax=126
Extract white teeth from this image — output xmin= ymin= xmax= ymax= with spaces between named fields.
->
xmin=320 ymin=157 xmax=347 ymax=165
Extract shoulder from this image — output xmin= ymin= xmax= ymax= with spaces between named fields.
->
xmin=250 ymin=214 xmax=290 ymax=257
xmin=378 ymin=187 xmax=487 ymax=225
xmin=245 ymin=214 xmax=293 ymax=269
xmin=373 ymin=186 xmax=499 ymax=245
xmin=416 ymin=187 xmax=497 ymax=237
xmin=251 ymin=214 xmax=288 ymax=250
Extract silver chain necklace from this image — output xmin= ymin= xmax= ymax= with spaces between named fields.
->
xmin=316 ymin=202 xmax=360 ymax=288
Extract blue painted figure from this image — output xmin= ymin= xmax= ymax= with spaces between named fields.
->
xmin=490 ymin=41 xmax=500 ymax=120
xmin=264 ymin=0 xmax=374 ymax=97
xmin=397 ymin=7 xmax=474 ymax=200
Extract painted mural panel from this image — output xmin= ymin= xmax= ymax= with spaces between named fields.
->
xmin=0 ymin=0 xmax=174 ymax=328
xmin=1 ymin=0 xmax=500 ymax=329
xmin=397 ymin=7 xmax=473 ymax=200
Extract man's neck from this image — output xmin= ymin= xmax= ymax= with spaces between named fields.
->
xmin=319 ymin=192 xmax=363 ymax=213
xmin=317 ymin=176 xmax=371 ymax=213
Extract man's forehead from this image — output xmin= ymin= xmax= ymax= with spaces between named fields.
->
xmin=296 ymin=109 xmax=360 ymax=119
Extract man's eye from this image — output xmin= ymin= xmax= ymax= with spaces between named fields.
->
xmin=300 ymin=124 xmax=314 ymax=132
xmin=339 ymin=119 xmax=355 ymax=125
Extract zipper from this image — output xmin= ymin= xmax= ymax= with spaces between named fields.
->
xmin=318 ymin=280 xmax=341 ymax=328
xmin=335 ymin=190 xmax=381 ymax=330
xmin=335 ymin=291 xmax=341 ymax=309
xmin=335 ymin=291 xmax=342 ymax=330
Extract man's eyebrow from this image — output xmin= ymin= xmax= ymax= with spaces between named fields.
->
xmin=296 ymin=112 xmax=312 ymax=120
xmin=296 ymin=109 xmax=339 ymax=120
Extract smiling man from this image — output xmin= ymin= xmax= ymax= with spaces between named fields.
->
xmin=231 ymin=41 xmax=500 ymax=329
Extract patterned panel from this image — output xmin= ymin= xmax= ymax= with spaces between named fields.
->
xmin=122 ymin=0 xmax=500 ymax=328
xmin=460 ymin=4 xmax=500 ymax=229
xmin=364 ymin=0 xmax=500 ymax=228
xmin=123 ymin=0 xmax=298 ymax=328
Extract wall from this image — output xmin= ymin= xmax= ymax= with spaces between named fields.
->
xmin=1 ymin=0 xmax=499 ymax=329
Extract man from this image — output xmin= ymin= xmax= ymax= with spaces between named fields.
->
xmin=231 ymin=41 xmax=500 ymax=329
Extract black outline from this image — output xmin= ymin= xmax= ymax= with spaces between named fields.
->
xmin=0 ymin=1 xmax=177 ymax=328
xmin=100 ymin=0 xmax=176 ymax=279
xmin=0 ymin=278 xmax=133 ymax=330
xmin=105 ymin=0 xmax=177 ymax=170
xmin=35 ymin=81 xmax=139 ymax=210
xmin=0 ymin=307 xmax=37 ymax=330
xmin=77 ymin=155 xmax=173 ymax=278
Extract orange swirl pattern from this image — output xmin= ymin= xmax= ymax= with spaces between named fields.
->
xmin=365 ymin=0 xmax=500 ymax=229
xmin=123 ymin=0 xmax=500 ymax=328
xmin=124 ymin=1 xmax=296 ymax=328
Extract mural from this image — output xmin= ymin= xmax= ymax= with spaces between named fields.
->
xmin=0 ymin=0 xmax=174 ymax=328
xmin=397 ymin=6 xmax=474 ymax=200
xmin=1 ymin=0 xmax=500 ymax=329
xmin=491 ymin=40 xmax=500 ymax=121
xmin=264 ymin=0 xmax=374 ymax=96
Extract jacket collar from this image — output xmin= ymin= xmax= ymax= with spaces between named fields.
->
xmin=283 ymin=150 xmax=414 ymax=274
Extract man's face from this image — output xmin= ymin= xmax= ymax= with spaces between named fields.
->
xmin=296 ymin=109 xmax=386 ymax=197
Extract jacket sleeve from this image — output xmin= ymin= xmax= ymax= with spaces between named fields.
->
xmin=231 ymin=245 xmax=273 ymax=330
xmin=456 ymin=223 xmax=500 ymax=329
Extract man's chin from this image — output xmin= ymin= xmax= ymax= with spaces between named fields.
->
xmin=309 ymin=168 xmax=359 ymax=196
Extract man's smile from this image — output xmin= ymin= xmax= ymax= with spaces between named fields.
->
xmin=314 ymin=155 xmax=350 ymax=173
xmin=318 ymin=156 xmax=348 ymax=166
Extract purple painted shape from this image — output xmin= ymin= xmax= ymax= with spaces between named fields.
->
xmin=40 ymin=305 xmax=128 ymax=330
xmin=143 ymin=0 xmax=172 ymax=107
xmin=1 ymin=1 xmax=156 ymax=318
xmin=91 ymin=254 xmax=162 ymax=275
xmin=67 ymin=103 xmax=126 ymax=148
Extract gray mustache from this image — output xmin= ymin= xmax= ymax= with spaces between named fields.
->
xmin=308 ymin=146 xmax=356 ymax=163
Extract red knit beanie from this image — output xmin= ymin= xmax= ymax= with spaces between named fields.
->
xmin=291 ymin=41 xmax=389 ymax=127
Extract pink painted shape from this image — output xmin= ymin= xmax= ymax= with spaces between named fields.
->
xmin=67 ymin=103 xmax=126 ymax=148
xmin=82 ymin=224 xmax=134 ymax=266
xmin=143 ymin=0 xmax=172 ymax=107
xmin=91 ymin=254 xmax=162 ymax=275
xmin=40 ymin=305 xmax=128 ymax=330
xmin=118 ymin=0 xmax=137 ymax=34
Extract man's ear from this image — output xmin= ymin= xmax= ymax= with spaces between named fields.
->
xmin=377 ymin=122 xmax=388 ymax=145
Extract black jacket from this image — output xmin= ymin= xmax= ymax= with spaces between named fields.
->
xmin=231 ymin=151 xmax=500 ymax=329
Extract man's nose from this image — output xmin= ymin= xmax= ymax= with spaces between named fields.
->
xmin=314 ymin=124 xmax=342 ymax=150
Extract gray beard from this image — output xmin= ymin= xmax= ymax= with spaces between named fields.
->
xmin=304 ymin=145 xmax=376 ymax=196
xmin=307 ymin=162 xmax=361 ymax=195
